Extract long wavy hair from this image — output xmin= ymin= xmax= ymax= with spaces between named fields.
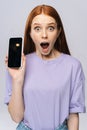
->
xmin=23 ymin=4 xmax=70 ymax=55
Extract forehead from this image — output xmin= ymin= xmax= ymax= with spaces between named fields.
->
xmin=31 ymin=14 xmax=56 ymax=25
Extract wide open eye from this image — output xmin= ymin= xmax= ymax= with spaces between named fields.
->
xmin=48 ymin=26 xmax=55 ymax=31
xmin=34 ymin=26 xmax=41 ymax=32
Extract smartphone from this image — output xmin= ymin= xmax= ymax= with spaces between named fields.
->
xmin=8 ymin=37 xmax=22 ymax=68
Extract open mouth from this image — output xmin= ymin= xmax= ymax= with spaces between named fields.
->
xmin=40 ymin=42 xmax=49 ymax=49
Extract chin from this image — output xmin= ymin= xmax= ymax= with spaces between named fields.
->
xmin=41 ymin=51 xmax=52 ymax=56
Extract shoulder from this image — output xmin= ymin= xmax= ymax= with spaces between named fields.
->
xmin=62 ymin=53 xmax=82 ymax=68
xmin=63 ymin=54 xmax=84 ymax=80
xmin=25 ymin=52 xmax=36 ymax=63
xmin=25 ymin=52 xmax=35 ymax=59
xmin=25 ymin=52 xmax=40 ymax=70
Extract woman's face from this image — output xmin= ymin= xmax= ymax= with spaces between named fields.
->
xmin=30 ymin=14 xmax=61 ymax=56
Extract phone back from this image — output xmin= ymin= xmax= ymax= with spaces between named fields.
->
xmin=8 ymin=37 xmax=22 ymax=67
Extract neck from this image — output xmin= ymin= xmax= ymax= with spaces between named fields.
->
xmin=36 ymin=49 xmax=61 ymax=60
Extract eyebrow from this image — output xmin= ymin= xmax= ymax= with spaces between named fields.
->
xmin=32 ymin=22 xmax=57 ymax=26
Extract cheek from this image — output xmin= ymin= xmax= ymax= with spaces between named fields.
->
xmin=30 ymin=32 xmax=39 ymax=43
xmin=30 ymin=33 xmax=40 ymax=48
xmin=51 ymin=33 xmax=58 ymax=43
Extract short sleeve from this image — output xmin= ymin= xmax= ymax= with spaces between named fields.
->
xmin=4 ymin=70 xmax=12 ymax=105
xmin=69 ymin=61 xmax=86 ymax=113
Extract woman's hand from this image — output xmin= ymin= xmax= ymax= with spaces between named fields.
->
xmin=5 ymin=54 xmax=26 ymax=85
xmin=67 ymin=113 xmax=79 ymax=130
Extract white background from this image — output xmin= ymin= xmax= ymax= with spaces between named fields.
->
xmin=0 ymin=0 xmax=87 ymax=130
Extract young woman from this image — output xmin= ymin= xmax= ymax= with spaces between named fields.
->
xmin=5 ymin=4 xmax=86 ymax=130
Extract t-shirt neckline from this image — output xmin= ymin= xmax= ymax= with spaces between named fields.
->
xmin=33 ymin=52 xmax=64 ymax=64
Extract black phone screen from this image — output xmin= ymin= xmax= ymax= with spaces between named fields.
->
xmin=8 ymin=37 xmax=22 ymax=68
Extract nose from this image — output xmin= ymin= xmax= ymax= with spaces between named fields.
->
xmin=41 ymin=29 xmax=48 ymax=39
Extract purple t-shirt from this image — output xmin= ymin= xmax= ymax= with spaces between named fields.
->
xmin=4 ymin=53 xmax=86 ymax=130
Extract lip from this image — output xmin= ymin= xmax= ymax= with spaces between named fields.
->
xmin=40 ymin=42 xmax=49 ymax=49
xmin=40 ymin=42 xmax=50 ymax=53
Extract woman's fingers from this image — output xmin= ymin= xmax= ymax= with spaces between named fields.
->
xmin=21 ymin=53 xmax=26 ymax=69
xmin=5 ymin=55 xmax=8 ymax=66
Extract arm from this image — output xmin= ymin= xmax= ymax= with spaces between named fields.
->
xmin=67 ymin=113 xmax=79 ymax=130
xmin=5 ymin=54 xmax=26 ymax=123
xmin=8 ymin=79 xmax=24 ymax=123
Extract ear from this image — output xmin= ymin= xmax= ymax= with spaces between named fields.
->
xmin=57 ymin=27 xmax=61 ymax=38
